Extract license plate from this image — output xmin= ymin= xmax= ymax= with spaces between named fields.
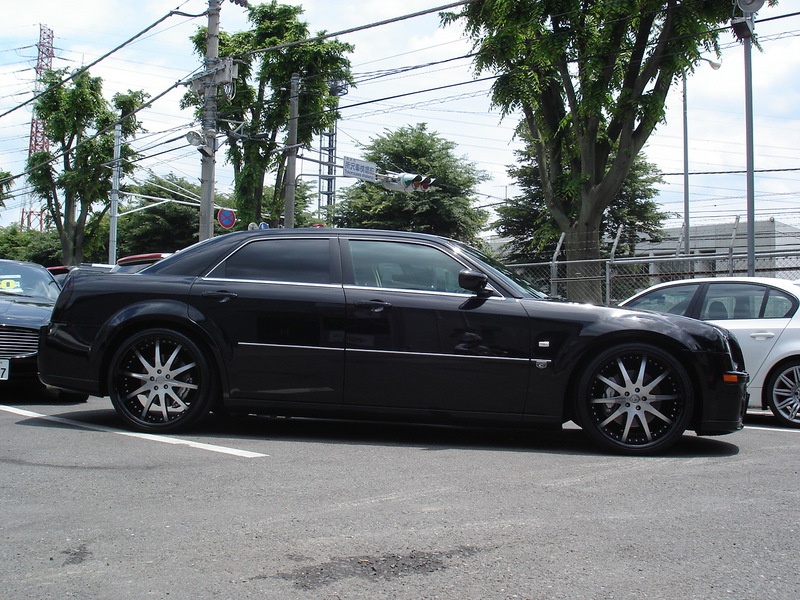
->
xmin=0 ymin=359 xmax=8 ymax=380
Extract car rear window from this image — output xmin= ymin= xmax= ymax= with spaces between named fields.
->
xmin=207 ymin=238 xmax=332 ymax=284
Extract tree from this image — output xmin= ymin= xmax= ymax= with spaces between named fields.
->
xmin=333 ymin=124 xmax=488 ymax=244
xmin=25 ymin=68 xmax=147 ymax=265
xmin=497 ymin=139 xmax=669 ymax=263
xmin=0 ymin=225 xmax=62 ymax=265
xmin=444 ymin=1 xmax=778 ymax=301
xmin=0 ymin=169 xmax=11 ymax=208
xmin=114 ymin=174 xmax=206 ymax=257
xmin=184 ymin=1 xmax=354 ymax=227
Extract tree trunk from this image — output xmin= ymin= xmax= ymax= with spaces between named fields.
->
xmin=564 ymin=223 xmax=603 ymax=304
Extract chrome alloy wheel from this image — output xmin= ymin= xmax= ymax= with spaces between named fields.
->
xmin=576 ymin=344 xmax=693 ymax=454
xmin=109 ymin=329 xmax=213 ymax=432
xmin=767 ymin=361 xmax=800 ymax=428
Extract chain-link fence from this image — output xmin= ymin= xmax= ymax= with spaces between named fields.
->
xmin=508 ymin=250 xmax=800 ymax=306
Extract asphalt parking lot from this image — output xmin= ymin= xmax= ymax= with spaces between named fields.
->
xmin=1 ymin=388 xmax=799 ymax=600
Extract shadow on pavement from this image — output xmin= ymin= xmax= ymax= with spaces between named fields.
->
xmin=5 ymin=392 xmax=742 ymax=458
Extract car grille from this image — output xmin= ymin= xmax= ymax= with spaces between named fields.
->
xmin=0 ymin=326 xmax=39 ymax=358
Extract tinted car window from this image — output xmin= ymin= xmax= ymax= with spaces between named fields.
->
xmin=626 ymin=283 xmax=699 ymax=316
xmin=208 ymin=238 xmax=331 ymax=284
xmin=701 ymin=282 xmax=797 ymax=320
xmin=349 ymin=240 xmax=467 ymax=293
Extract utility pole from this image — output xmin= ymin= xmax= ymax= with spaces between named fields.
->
xmin=187 ymin=0 xmax=245 ymax=239
xmin=198 ymin=0 xmax=222 ymax=241
xmin=108 ymin=119 xmax=122 ymax=264
xmin=283 ymin=73 xmax=300 ymax=229
xmin=732 ymin=0 xmax=764 ymax=276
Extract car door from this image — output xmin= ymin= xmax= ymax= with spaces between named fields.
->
xmin=700 ymin=282 xmax=796 ymax=382
xmin=341 ymin=237 xmax=531 ymax=414
xmin=189 ymin=236 xmax=346 ymax=404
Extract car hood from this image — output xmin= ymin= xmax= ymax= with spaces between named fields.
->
xmin=520 ymin=297 xmax=734 ymax=354
xmin=0 ymin=294 xmax=55 ymax=327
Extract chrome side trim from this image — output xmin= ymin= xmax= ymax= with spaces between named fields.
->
xmin=346 ymin=347 xmax=529 ymax=362
xmin=238 ymin=342 xmax=344 ymax=352
xmin=342 ymin=284 xmax=504 ymax=299
xmin=236 ymin=341 xmax=530 ymax=363
xmin=201 ymin=277 xmax=342 ymax=289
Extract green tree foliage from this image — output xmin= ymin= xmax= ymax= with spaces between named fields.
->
xmin=498 ymin=140 xmax=669 ymax=263
xmin=25 ymin=69 xmax=147 ymax=265
xmin=444 ymin=1 xmax=778 ymax=299
xmin=88 ymin=173 xmax=316 ymax=259
xmin=333 ymin=124 xmax=488 ymax=244
xmin=114 ymin=174 xmax=206 ymax=257
xmin=0 ymin=225 xmax=62 ymax=265
xmin=0 ymin=169 xmax=11 ymax=208
xmin=184 ymin=1 xmax=354 ymax=227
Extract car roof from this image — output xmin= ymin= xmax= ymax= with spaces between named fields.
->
xmin=144 ymin=228 xmax=464 ymax=277
xmin=622 ymin=276 xmax=800 ymax=303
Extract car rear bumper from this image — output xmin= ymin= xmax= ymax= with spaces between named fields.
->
xmin=37 ymin=324 xmax=102 ymax=396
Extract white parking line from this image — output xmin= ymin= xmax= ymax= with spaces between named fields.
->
xmin=0 ymin=405 xmax=268 ymax=458
xmin=746 ymin=424 xmax=800 ymax=433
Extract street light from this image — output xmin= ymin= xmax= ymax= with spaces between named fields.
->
xmin=682 ymin=57 xmax=721 ymax=255
xmin=185 ymin=130 xmax=214 ymax=158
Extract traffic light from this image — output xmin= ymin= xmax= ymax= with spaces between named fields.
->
xmin=414 ymin=175 xmax=435 ymax=191
xmin=380 ymin=173 xmax=436 ymax=193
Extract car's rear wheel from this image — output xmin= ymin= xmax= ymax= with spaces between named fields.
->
xmin=574 ymin=343 xmax=694 ymax=455
xmin=765 ymin=359 xmax=800 ymax=428
xmin=108 ymin=328 xmax=214 ymax=432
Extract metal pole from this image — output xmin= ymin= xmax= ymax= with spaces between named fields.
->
xmin=199 ymin=0 xmax=221 ymax=241
xmin=108 ymin=120 xmax=122 ymax=264
xmin=682 ymin=73 xmax=690 ymax=256
xmin=284 ymin=73 xmax=300 ymax=229
xmin=744 ymin=22 xmax=755 ymax=276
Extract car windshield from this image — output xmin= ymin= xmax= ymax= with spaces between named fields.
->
xmin=452 ymin=241 xmax=548 ymax=298
xmin=0 ymin=263 xmax=60 ymax=301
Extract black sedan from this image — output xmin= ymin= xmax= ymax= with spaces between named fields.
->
xmin=1 ymin=259 xmax=61 ymax=383
xmin=38 ymin=229 xmax=748 ymax=454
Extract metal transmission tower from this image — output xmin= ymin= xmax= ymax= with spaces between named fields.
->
xmin=22 ymin=24 xmax=54 ymax=231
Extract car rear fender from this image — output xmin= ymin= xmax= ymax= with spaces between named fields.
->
xmin=91 ymin=300 xmax=226 ymax=397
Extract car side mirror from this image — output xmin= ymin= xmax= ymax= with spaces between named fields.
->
xmin=459 ymin=269 xmax=492 ymax=296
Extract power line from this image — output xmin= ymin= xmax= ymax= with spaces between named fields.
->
xmin=0 ymin=7 xmax=206 ymax=121
xmin=244 ymin=0 xmax=480 ymax=58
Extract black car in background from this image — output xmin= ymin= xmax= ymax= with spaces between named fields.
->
xmin=0 ymin=259 xmax=61 ymax=383
xmin=38 ymin=229 xmax=748 ymax=454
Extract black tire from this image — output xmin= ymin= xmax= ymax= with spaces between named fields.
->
xmin=765 ymin=359 xmax=800 ymax=428
xmin=574 ymin=343 xmax=694 ymax=455
xmin=108 ymin=328 xmax=214 ymax=433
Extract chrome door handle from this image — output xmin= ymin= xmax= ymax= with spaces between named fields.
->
xmin=354 ymin=300 xmax=392 ymax=313
xmin=201 ymin=290 xmax=238 ymax=303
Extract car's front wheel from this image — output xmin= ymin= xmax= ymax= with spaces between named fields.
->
xmin=574 ymin=343 xmax=694 ymax=455
xmin=765 ymin=359 xmax=800 ymax=428
xmin=108 ymin=328 xmax=214 ymax=432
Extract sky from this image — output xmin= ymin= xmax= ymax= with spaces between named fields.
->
xmin=1 ymin=0 xmax=799 ymax=243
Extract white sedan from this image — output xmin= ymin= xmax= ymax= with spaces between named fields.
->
xmin=620 ymin=276 xmax=800 ymax=427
